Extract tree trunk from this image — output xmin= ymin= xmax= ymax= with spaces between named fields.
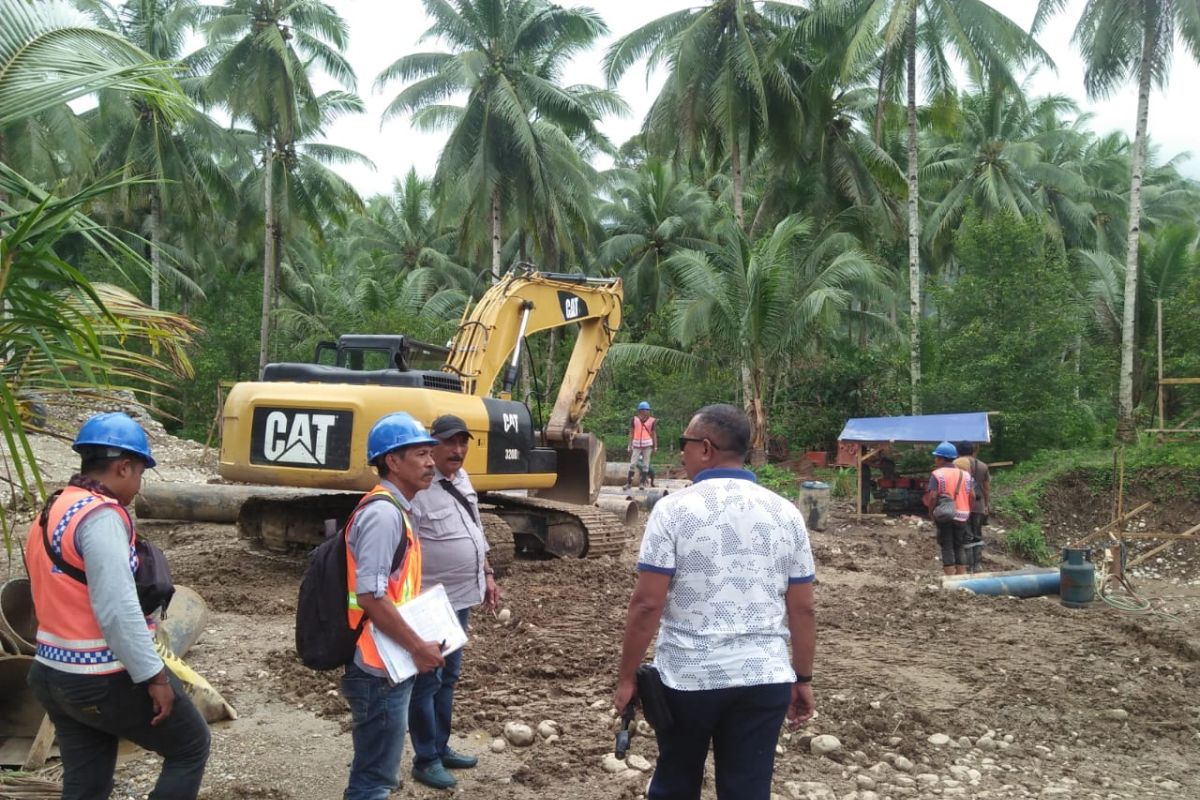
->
xmin=259 ymin=143 xmax=275 ymax=375
xmin=149 ymin=192 xmax=162 ymax=311
xmin=731 ymin=134 xmax=745 ymax=230
xmin=873 ymin=63 xmax=888 ymax=143
xmin=545 ymin=327 xmax=557 ymax=399
xmin=490 ymin=186 xmax=503 ymax=282
xmin=1115 ymin=22 xmax=1156 ymax=442
xmin=742 ymin=357 xmax=768 ymax=466
xmin=905 ymin=13 xmax=922 ymax=416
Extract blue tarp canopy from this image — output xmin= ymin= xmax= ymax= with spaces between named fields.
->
xmin=838 ymin=412 xmax=991 ymax=444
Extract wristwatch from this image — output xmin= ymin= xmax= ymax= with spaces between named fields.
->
xmin=794 ymin=674 xmax=813 ymax=684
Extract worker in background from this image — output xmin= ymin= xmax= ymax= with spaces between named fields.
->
xmin=343 ymin=413 xmax=445 ymax=800
xmin=954 ymin=442 xmax=991 ymax=572
xmin=859 ymin=447 xmax=896 ymax=513
xmin=407 ymin=415 xmax=501 ymax=790
xmin=615 ymin=404 xmax=816 ymax=800
xmin=624 ymin=401 xmax=658 ymax=490
xmin=924 ymin=441 xmax=974 ymax=576
xmin=25 ymin=412 xmax=210 ymax=800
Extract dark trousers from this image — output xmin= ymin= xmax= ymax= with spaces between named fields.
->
xmin=27 ymin=661 xmax=210 ymax=800
xmin=649 ymin=682 xmax=791 ymax=800
xmin=964 ymin=512 xmax=986 ymax=570
xmin=936 ymin=519 xmax=969 ymax=566
xmin=409 ymin=607 xmax=469 ymax=769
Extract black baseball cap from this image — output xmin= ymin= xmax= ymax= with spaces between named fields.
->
xmin=430 ymin=414 xmax=473 ymax=440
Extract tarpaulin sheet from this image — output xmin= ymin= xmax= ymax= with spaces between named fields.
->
xmin=838 ymin=412 xmax=990 ymax=444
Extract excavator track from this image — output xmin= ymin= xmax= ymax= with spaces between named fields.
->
xmin=481 ymin=493 xmax=630 ymax=560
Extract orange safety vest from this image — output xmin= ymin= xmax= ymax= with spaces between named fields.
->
xmin=931 ymin=467 xmax=973 ymax=522
xmin=345 ymin=486 xmax=422 ymax=671
xmin=630 ymin=416 xmax=656 ymax=448
xmin=24 ymin=486 xmax=151 ymax=675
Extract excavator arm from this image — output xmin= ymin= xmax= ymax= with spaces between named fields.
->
xmin=443 ymin=270 xmax=622 ymax=444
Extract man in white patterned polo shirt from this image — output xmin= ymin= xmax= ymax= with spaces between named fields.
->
xmin=614 ymin=404 xmax=817 ymax=800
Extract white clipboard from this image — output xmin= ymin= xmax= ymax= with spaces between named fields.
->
xmin=368 ymin=584 xmax=468 ymax=682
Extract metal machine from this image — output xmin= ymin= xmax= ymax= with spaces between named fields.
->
xmin=217 ymin=269 xmax=626 ymax=560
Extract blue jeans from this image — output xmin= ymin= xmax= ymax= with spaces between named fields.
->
xmin=342 ymin=663 xmax=414 ymax=800
xmin=409 ymin=608 xmax=469 ymax=769
xmin=27 ymin=661 xmax=210 ymax=800
xmin=649 ymin=682 xmax=791 ymax=800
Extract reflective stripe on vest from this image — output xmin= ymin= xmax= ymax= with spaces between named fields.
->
xmin=344 ymin=486 xmax=422 ymax=671
xmin=630 ymin=416 xmax=656 ymax=448
xmin=24 ymin=486 xmax=148 ymax=675
xmin=932 ymin=467 xmax=973 ymax=522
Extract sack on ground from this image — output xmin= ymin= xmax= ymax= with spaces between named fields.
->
xmin=154 ymin=633 xmax=236 ymax=723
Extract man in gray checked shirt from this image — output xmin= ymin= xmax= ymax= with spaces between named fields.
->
xmin=407 ymin=414 xmax=501 ymax=791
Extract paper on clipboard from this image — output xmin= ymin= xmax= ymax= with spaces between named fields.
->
xmin=368 ymin=584 xmax=468 ymax=683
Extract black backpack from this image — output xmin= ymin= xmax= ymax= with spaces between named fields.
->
xmin=295 ymin=494 xmax=405 ymax=670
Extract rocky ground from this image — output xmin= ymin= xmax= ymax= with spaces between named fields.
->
xmin=4 ymin=409 xmax=1199 ymax=800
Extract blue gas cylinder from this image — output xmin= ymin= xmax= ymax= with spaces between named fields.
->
xmin=1059 ymin=547 xmax=1095 ymax=608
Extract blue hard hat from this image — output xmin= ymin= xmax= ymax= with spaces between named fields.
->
xmin=73 ymin=412 xmax=157 ymax=468
xmin=637 ymin=401 xmax=651 ymax=411
xmin=932 ymin=441 xmax=958 ymax=460
xmin=367 ymin=412 xmax=438 ymax=462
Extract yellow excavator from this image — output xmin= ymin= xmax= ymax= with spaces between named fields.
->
xmin=217 ymin=269 xmax=625 ymax=562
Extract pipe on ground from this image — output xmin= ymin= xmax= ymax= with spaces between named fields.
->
xmin=595 ymin=497 xmax=639 ymax=527
xmin=134 ymin=483 xmax=358 ymax=523
xmin=942 ymin=568 xmax=1060 ymax=598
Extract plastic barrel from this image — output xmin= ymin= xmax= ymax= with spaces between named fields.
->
xmin=798 ymin=481 xmax=831 ymax=531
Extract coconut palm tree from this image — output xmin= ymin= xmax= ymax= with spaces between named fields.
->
xmin=1035 ymin=0 xmax=1200 ymax=439
xmin=813 ymin=0 xmax=1050 ymax=414
xmin=660 ymin=213 xmax=892 ymax=464
xmin=0 ymin=0 xmax=196 ymax=541
xmin=921 ymin=87 xmax=1088 ymax=254
xmin=595 ymin=159 xmax=716 ymax=325
xmin=377 ymin=0 xmax=617 ymax=278
xmin=198 ymin=0 xmax=356 ymax=372
xmin=604 ymin=1 xmax=807 ymax=232
xmin=82 ymin=0 xmax=242 ymax=310
xmin=349 ymin=169 xmax=463 ymax=276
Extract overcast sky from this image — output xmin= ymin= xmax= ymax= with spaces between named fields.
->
xmin=319 ymin=0 xmax=1200 ymax=198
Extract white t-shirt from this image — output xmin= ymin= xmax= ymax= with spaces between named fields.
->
xmin=637 ymin=468 xmax=816 ymax=691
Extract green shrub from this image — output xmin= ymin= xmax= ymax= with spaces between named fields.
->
xmin=754 ymin=463 xmax=799 ymax=501
xmin=1006 ymin=523 xmax=1052 ymax=565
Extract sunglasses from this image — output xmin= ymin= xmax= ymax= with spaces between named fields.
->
xmin=678 ymin=436 xmax=729 ymax=451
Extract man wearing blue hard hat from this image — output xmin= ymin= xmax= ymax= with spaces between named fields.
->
xmin=924 ymin=441 xmax=975 ymax=576
xmin=25 ymin=412 xmax=211 ymax=800
xmin=341 ymin=411 xmax=446 ymax=800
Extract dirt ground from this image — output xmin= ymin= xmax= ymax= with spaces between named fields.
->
xmin=5 ymin=415 xmax=1200 ymax=800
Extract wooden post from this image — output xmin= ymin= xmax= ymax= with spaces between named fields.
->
xmin=1157 ymin=298 xmax=1165 ymax=432
xmin=856 ymin=445 xmax=863 ymax=522
xmin=21 ymin=715 xmax=55 ymax=770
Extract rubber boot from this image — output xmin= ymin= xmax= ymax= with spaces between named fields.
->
xmin=624 ymin=466 xmax=634 ymax=492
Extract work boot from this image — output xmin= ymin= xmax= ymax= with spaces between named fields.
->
xmin=412 ymin=763 xmax=457 ymax=790
xmin=441 ymin=747 xmax=478 ymax=769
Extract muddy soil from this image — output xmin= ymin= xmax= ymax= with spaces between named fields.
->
xmin=1037 ymin=468 xmax=1200 ymax=585
xmin=6 ymin=418 xmax=1199 ymax=800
